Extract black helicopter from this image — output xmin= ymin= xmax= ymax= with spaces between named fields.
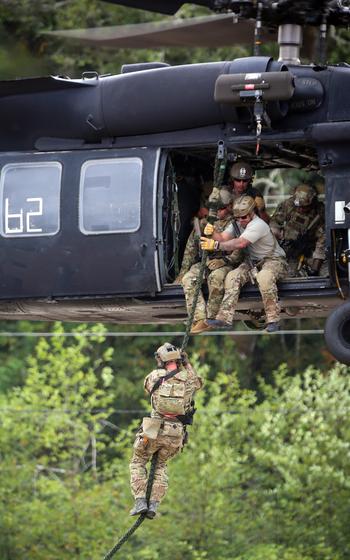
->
xmin=1 ymin=0 xmax=350 ymax=363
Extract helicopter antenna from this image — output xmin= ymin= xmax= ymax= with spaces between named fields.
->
xmin=253 ymin=1 xmax=263 ymax=56
xmin=319 ymin=7 xmax=330 ymax=64
xmin=278 ymin=24 xmax=302 ymax=65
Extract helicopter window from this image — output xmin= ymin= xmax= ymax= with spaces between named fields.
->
xmin=79 ymin=158 xmax=142 ymax=235
xmin=0 ymin=162 xmax=61 ymax=238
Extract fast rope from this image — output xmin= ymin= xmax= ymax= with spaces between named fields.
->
xmin=170 ymin=162 xmax=181 ymax=279
xmin=103 ymin=451 xmax=158 ymax=560
xmin=181 ymin=140 xmax=227 ymax=350
xmin=102 ymin=141 xmax=227 ymax=558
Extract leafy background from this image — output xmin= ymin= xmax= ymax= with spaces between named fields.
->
xmin=0 ymin=1 xmax=349 ymax=558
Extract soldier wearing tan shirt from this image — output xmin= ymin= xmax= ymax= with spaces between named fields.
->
xmin=200 ymin=195 xmax=287 ymax=333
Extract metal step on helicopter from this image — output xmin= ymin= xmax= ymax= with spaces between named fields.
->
xmin=1 ymin=0 xmax=350 ymax=363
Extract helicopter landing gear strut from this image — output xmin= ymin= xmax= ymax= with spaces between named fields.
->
xmin=324 ymin=301 xmax=350 ymax=365
xmin=325 ymin=228 xmax=350 ymax=364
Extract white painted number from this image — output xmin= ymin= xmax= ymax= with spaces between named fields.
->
xmin=5 ymin=197 xmax=43 ymax=234
xmin=26 ymin=198 xmax=43 ymax=233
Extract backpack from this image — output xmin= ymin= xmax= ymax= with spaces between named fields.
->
xmin=150 ymin=368 xmax=188 ymax=416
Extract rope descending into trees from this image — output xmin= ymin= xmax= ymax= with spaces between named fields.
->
xmin=182 ymin=141 xmax=227 ymax=350
xmin=103 ymin=452 xmax=158 ymax=560
xmin=102 ymin=141 xmax=227 ymax=559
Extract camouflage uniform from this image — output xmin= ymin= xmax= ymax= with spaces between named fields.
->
xmin=176 ymin=218 xmax=207 ymax=280
xmin=270 ymin=197 xmax=326 ymax=276
xmin=217 ymin=258 xmax=288 ymax=324
xmin=181 ymin=217 xmax=242 ymax=322
xmin=130 ymin=361 xmax=202 ymax=503
xmin=213 ymin=206 xmax=287 ymax=326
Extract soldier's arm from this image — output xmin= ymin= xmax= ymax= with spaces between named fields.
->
xmin=255 ymin=195 xmax=270 ymax=224
xmin=270 ymin=202 xmax=286 ymax=238
xmin=144 ymin=370 xmax=160 ymax=394
xmin=218 ymin=236 xmax=251 ymax=251
xmin=211 ymin=229 xmax=233 ymax=242
xmin=184 ymin=362 xmax=203 ymax=390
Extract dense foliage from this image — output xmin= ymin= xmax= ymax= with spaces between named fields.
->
xmin=0 ymin=2 xmax=349 ymax=557
xmin=0 ymin=326 xmax=349 ymax=559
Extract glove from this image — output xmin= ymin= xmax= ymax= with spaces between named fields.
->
xmin=206 ymin=258 xmax=226 ymax=271
xmin=203 ymin=223 xmax=215 ymax=236
xmin=200 ymin=237 xmax=219 ymax=251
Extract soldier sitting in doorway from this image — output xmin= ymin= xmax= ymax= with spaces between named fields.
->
xmin=200 ymin=195 xmax=287 ymax=333
xmin=175 ymin=190 xmax=242 ymax=334
xmin=129 ymin=343 xmax=202 ymax=519
xmin=270 ymin=183 xmax=326 ymax=277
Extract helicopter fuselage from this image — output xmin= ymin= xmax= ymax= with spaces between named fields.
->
xmin=0 ymin=56 xmax=349 ymax=332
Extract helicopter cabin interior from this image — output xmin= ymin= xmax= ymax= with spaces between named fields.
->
xmin=161 ymin=137 xmax=347 ymax=316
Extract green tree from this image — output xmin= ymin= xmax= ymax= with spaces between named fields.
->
xmin=2 ymin=340 xmax=349 ymax=559
xmin=0 ymin=322 xmax=119 ymax=559
xmin=114 ymin=361 xmax=350 ymax=560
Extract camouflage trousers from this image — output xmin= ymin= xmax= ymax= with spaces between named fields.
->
xmin=217 ymin=257 xmax=288 ymax=324
xmin=130 ymin=423 xmax=184 ymax=503
xmin=181 ymin=262 xmax=232 ymax=322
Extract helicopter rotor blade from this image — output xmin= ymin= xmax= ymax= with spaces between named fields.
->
xmin=100 ymin=0 xmax=215 ymax=15
xmin=46 ymin=13 xmax=277 ymax=49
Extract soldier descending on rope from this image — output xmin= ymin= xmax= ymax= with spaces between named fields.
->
xmin=129 ymin=343 xmax=203 ymax=519
xmin=176 ymin=190 xmax=242 ymax=334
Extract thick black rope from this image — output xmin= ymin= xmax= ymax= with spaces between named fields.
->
xmin=102 ymin=260 xmax=206 ymax=558
xmin=103 ymin=451 xmax=159 ymax=560
xmin=181 ymin=249 xmax=208 ymax=352
xmin=182 ymin=142 xmax=227 ymax=350
xmin=102 ymin=142 xmax=227 ymax=558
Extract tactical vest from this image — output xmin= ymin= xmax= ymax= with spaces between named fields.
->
xmin=151 ymin=368 xmax=189 ymax=416
xmin=283 ymin=200 xmax=324 ymax=241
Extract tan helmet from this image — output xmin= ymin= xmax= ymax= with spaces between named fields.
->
xmin=230 ymin=161 xmax=253 ymax=181
xmin=155 ymin=343 xmax=181 ymax=364
xmin=293 ymin=184 xmax=316 ymax=207
xmin=233 ymin=195 xmax=256 ymax=217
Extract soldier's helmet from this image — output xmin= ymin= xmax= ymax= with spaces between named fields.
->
xmin=233 ymin=195 xmax=256 ymax=217
xmin=230 ymin=161 xmax=253 ymax=181
xmin=155 ymin=343 xmax=181 ymax=364
xmin=293 ymin=184 xmax=316 ymax=207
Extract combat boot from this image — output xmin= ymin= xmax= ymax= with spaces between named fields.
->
xmin=146 ymin=501 xmax=159 ymax=519
xmin=206 ymin=318 xmax=231 ymax=330
xmin=130 ymin=497 xmax=148 ymax=516
xmin=266 ymin=322 xmax=280 ymax=333
xmin=190 ymin=320 xmax=209 ymax=334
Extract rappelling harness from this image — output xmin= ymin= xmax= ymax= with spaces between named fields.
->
xmin=103 ymin=142 xmax=227 ymax=559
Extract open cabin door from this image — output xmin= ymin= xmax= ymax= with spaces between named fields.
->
xmin=0 ymin=147 xmax=162 ymax=299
